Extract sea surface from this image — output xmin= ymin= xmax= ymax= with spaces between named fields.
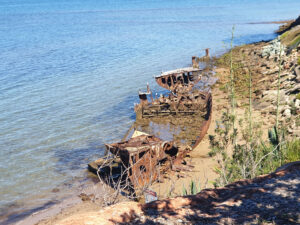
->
xmin=0 ymin=0 xmax=299 ymax=223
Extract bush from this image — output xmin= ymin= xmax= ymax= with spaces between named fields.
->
xmin=210 ymin=28 xmax=300 ymax=187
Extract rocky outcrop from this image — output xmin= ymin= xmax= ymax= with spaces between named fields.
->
xmin=232 ymin=31 xmax=300 ymax=137
xmin=57 ymin=161 xmax=300 ymax=225
xmin=262 ymin=38 xmax=285 ymax=57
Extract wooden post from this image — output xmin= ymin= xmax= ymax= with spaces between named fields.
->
xmin=205 ymin=48 xmax=210 ymax=57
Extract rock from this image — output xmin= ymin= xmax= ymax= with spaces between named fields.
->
xmin=254 ymin=89 xmax=263 ymax=96
xmin=279 ymin=72 xmax=291 ymax=78
xmin=294 ymin=66 xmax=300 ymax=83
xmin=286 ymin=83 xmax=300 ymax=94
xmin=269 ymin=117 xmax=276 ymax=125
xmin=262 ymin=68 xmax=279 ymax=75
xmin=288 ymin=127 xmax=300 ymax=136
xmin=280 ymin=105 xmax=291 ymax=113
xmin=262 ymin=90 xmax=287 ymax=103
xmin=78 ymin=193 xmax=92 ymax=201
xmin=261 ymin=38 xmax=286 ymax=58
xmin=295 ymin=99 xmax=300 ymax=109
xmin=52 ymin=188 xmax=60 ymax=193
xmin=283 ymin=108 xmax=291 ymax=118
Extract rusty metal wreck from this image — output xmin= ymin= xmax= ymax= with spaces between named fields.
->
xmin=88 ymin=131 xmax=191 ymax=193
xmin=88 ymin=56 xmax=213 ymax=194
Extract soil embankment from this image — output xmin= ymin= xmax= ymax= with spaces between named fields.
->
xmin=55 ymin=161 xmax=300 ymax=225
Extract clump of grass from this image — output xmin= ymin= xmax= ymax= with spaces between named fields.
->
xmin=219 ymin=83 xmax=227 ymax=92
xmin=285 ymin=139 xmax=300 ymax=162
xmin=182 ymin=180 xmax=201 ymax=195
xmin=296 ymin=93 xmax=300 ymax=100
xmin=280 ymin=30 xmax=290 ymax=40
xmin=289 ymin=35 xmax=300 ymax=49
xmin=259 ymin=139 xmax=300 ymax=174
xmin=216 ymin=52 xmax=231 ymax=67
xmin=297 ymin=56 xmax=300 ymax=65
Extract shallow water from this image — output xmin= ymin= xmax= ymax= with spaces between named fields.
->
xmin=0 ymin=0 xmax=299 ymax=222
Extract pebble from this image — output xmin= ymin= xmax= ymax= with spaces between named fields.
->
xmin=283 ymin=108 xmax=291 ymax=118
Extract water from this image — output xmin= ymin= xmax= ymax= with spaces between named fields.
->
xmin=0 ymin=0 xmax=299 ymax=222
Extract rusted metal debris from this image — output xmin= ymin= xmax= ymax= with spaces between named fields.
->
xmin=88 ymin=54 xmax=213 ymax=194
xmin=89 ymin=133 xmax=191 ymax=193
xmin=155 ymin=67 xmax=202 ymax=92
xmin=134 ymin=56 xmax=213 ymax=150
xmin=135 ymin=87 xmax=210 ymax=120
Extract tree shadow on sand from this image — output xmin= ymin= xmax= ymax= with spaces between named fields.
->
xmin=114 ymin=163 xmax=300 ymax=224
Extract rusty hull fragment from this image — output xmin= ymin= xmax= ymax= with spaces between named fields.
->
xmin=103 ymin=134 xmax=190 ymax=192
xmin=155 ymin=67 xmax=202 ymax=91
xmin=135 ymin=88 xmax=210 ymax=120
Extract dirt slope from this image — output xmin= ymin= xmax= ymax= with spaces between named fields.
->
xmin=57 ymin=161 xmax=300 ymax=225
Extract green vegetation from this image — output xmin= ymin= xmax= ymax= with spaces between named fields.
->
xmin=280 ymin=30 xmax=289 ymax=39
xmin=289 ymin=35 xmax=300 ymax=49
xmin=209 ymin=28 xmax=300 ymax=187
xmin=298 ymin=56 xmax=300 ymax=65
xmin=216 ymin=46 xmax=248 ymax=98
xmin=283 ymin=139 xmax=300 ymax=163
xmin=259 ymin=139 xmax=300 ymax=174
xmin=280 ymin=24 xmax=300 ymax=50
xmin=182 ymin=180 xmax=201 ymax=195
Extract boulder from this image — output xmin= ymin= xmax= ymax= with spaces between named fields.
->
xmin=261 ymin=38 xmax=286 ymax=58
xmin=283 ymin=108 xmax=291 ymax=118
xmin=262 ymin=90 xmax=287 ymax=103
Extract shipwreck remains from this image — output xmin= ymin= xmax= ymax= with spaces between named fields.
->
xmin=135 ymin=85 xmax=211 ymax=120
xmin=88 ymin=55 xmax=213 ymax=195
xmin=134 ymin=59 xmax=212 ymax=150
xmin=88 ymin=132 xmax=191 ymax=193
xmin=155 ymin=67 xmax=202 ymax=91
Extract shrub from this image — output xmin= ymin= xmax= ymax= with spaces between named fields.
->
xmin=210 ymin=28 xmax=300 ymax=187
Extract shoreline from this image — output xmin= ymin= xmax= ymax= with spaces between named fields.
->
xmin=11 ymin=17 xmax=300 ymax=225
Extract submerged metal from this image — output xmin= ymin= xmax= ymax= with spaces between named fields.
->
xmin=135 ymin=88 xmax=210 ymax=119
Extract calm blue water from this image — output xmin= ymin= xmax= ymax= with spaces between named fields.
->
xmin=0 ymin=0 xmax=299 ymax=222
